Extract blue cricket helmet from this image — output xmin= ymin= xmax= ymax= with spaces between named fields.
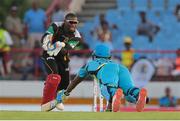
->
xmin=93 ymin=44 xmax=111 ymax=58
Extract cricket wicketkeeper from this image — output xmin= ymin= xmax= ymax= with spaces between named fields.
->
xmin=56 ymin=44 xmax=149 ymax=112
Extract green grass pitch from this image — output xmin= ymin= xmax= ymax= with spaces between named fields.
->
xmin=0 ymin=111 xmax=180 ymax=120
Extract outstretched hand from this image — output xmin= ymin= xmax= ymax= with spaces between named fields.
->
xmin=47 ymin=41 xmax=65 ymax=56
xmin=56 ymin=90 xmax=69 ymax=103
xmin=42 ymin=34 xmax=66 ymax=56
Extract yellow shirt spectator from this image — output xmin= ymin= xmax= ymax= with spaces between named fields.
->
xmin=121 ymin=36 xmax=135 ymax=69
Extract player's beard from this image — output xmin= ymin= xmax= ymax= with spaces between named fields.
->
xmin=69 ymin=26 xmax=76 ymax=33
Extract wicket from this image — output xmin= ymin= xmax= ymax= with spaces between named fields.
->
xmin=93 ymin=78 xmax=106 ymax=112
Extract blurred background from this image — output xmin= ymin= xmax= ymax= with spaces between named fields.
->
xmin=0 ymin=0 xmax=180 ymax=111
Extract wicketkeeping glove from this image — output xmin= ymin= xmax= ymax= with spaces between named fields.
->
xmin=56 ymin=89 xmax=70 ymax=103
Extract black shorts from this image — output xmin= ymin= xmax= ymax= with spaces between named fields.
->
xmin=42 ymin=52 xmax=70 ymax=91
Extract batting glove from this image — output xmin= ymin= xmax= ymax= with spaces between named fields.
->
xmin=42 ymin=34 xmax=53 ymax=51
xmin=47 ymin=41 xmax=65 ymax=56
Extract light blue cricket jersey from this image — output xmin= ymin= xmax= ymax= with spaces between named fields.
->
xmin=78 ymin=58 xmax=134 ymax=93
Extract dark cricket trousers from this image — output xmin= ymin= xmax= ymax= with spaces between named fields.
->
xmin=42 ymin=54 xmax=70 ymax=91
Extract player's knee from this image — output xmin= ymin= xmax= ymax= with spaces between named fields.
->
xmin=125 ymin=87 xmax=140 ymax=103
xmin=108 ymin=87 xmax=117 ymax=97
xmin=46 ymin=74 xmax=61 ymax=85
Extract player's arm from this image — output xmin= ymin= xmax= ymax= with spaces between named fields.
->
xmin=42 ymin=23 xmax=65 ymax=56
xmin=42 ymin=23 xmax=57 ymax=49
xmin=65 ymin=64 xmax=89 ymax=96
xmin=56 ymin=64 xmax=89 ymax=104
xmin=65 ymin=75 xmax=85 ymax=95
xmin=54 ymin=74 xmax=85 ymax=110
xmin=55 ymin=64 xmax=88 ymax=106
xmin=41 ymin=23 xmax=57 ymax=43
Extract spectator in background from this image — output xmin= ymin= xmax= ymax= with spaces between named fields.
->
xmin=0 ymin=21 xmax=13 ymax=78
xmin=96 ymin=13 xmax=119 ymax=30
xmin=5 ymin=5 xmax=24 ymax=47
xmin=5 ymin=5 xmax=25 ymax=74
xmin=155 ymin=58 xmax=173 ymax=76
xmin=23 ymin=1 xmax=47 ymax=48
xmin=51 ymin=4 xmax=66 ymax=22
xmin=121 ymin=37 xmax=135 ymax=69
xmin=171 ymin=49 xmax=180 ymax=76
xmin=94 ymin=13 xmax=107 ymax=28
xmin=96 ymin=21 xmax=113 ymax=50
xmin=90 ymin=13 xmax=118 ymax=50
xmin=92 ymin=13 xmax=118 ymax=39
xmin=159 ymin=87 xmax=177 ymax=107
xmin=98 ymin=13 xmax=107 ymax=25
xmin=97 ymin=21 xmax=112 ymax=42
xmin=90 ymin=13 xmax=108 ymax=41
xmin=137 ymin=11 xmax=160 ymax=42
xmin=20 ymin=40 xmax=46 ymax=80
xmin=174 ymin=4 xmax=180 ymax=22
